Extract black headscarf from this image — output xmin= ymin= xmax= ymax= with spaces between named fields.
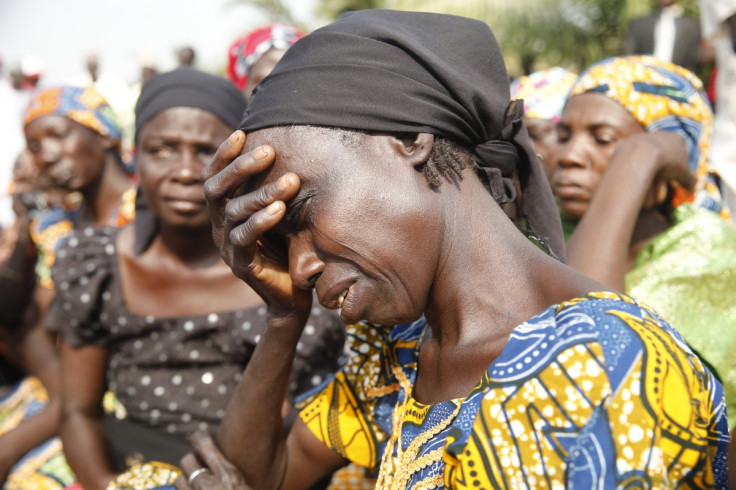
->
xmin=239 ymin=9 xmax=565 ymax=258
xmin=135 ymin=66 xmax=246 ymax=142
xmin=133 ymin=67 xmax=246 ymax=254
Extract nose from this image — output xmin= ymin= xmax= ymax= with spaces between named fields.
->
xmin=37 ymin=137 xmax=62 ymax=169
xmin=288 ymin=233 xmax=325 ymax=290
xmin=172 ymin=148 xmax=203 ymax=184
xmin=556 ymin=136 xmax=586 ymax=170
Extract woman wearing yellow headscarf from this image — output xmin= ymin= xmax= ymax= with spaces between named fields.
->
xmin=554 ymin=55 xmax=736 ymax=428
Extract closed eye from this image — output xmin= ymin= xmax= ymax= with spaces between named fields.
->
xmin=284 ymin=188 xmax=317 ymax=230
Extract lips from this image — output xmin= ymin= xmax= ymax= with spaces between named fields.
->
xmin=161 ymin=195 xmax=207 ymax=213
xmin=553 ymin=180 xmax=589 ymax=201
xmin=319 ymin=281 xmax=353 ymax=311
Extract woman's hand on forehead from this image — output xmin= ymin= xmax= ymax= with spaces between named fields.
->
xmin=203 ymin=130 xmax=312 ymax=322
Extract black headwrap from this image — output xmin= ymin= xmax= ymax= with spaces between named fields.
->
xmin=133 ymin=67 xmax=246 ymax=254
xmin=135 ymin=66 xmax=246 ymax=142
xmin=239 ymin=9 xmax=565 ymax=258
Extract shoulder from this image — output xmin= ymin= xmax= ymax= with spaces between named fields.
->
xmin=52 ymin=226 xmax=119 ymax=286
xmin=48 ymin=227 xmax=120 ymax=344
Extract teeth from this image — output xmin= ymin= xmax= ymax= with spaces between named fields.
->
xmin=337 ymin=290 xmax=347 ymax=308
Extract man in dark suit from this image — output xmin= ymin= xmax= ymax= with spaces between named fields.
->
xmin=624 ymin=0 xmax=701 ymax=72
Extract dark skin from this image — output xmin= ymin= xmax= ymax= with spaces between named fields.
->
xmin=243 ymin=48 xmax=286 ymax=103
xmin=58 ymin=107 xmax=260 ymax=490
xmin=175 ymin=127 xmax=605 ymax=490
xmin=553 ymin=92 xmax=693 ymax=292
xmin=524 ymin=117 xmax=560 ymax=183
xmin=0 ymin=117 xmax=133 ymax=483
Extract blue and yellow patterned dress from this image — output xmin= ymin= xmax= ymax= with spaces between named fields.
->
xmin=298 ymin=292 xmax=729 ymax=489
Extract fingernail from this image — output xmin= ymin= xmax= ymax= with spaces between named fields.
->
xmin=267 ymin=202 xmax=282 ymax=215
xmin=277 ymin=174 xmax=293 ymax=190
xmin=256 ymin=146 xmax=270 ymax=159
xmin=228 ymin=131 xmax=241 ymax=144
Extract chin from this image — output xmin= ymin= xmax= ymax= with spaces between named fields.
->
xmin=558 ymin=202 xmax=586 ymax=222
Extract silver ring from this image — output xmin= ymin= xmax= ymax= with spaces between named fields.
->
xmin=188 ymin=467 xmax=211 ymax=486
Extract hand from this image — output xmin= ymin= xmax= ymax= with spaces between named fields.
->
xmin=608 ymin=131 xmax=695 ymax=212
xmin=175 ymin=431 xmax=251 ymax=490
xmin=203 ymin=131 xmax=312 ymax=320
xmin=612 ymin=131 xmax=695 ymax=190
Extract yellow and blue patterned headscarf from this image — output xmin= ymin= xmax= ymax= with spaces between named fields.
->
xmin=569 ymin=55 xmax=725 ymax=215
xmin=23 ymin=85 xmax=122 ymax=143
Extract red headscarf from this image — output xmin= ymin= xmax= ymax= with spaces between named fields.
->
xmin=227 ymin=23 xmax=305 ymax=90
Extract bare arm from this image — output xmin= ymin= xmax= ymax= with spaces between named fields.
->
xmin=0 ymin=322 xmax=61 ymax=482
xmin=203 ymin=132 xmax=347 ymax=489
xmin=566 ymin=131 xmax=693 ymax=291
xmin=0 ymin=218 xmax=37 ymax=327
xmin=59 ymin=340 xmax=116 ymax=490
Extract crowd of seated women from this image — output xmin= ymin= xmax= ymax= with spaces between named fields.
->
xmin=0 ymin=9 xmax=735 ymax=490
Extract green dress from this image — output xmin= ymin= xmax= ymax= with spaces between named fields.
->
xmin=626 ymin=203 xmax=736 ymax=427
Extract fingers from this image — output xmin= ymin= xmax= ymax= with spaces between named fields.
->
xmin=174 ymin=472 xmax=193 ymax=490
xmin=204 ymin=144 xmax=276 ymax=209
xmin=228 ymin=201 xmax=286 ymax=250
xmin=190 ymin=430 xmax=230 ymax=475
xmin=223 ymin=172 xmax=300 ymax=229
xmin=178 ymin=453 xmax=208 ymax=490
xmin=201 ymin=131 xmax=246 ymax=182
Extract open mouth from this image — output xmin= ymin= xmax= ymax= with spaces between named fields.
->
xmin=337 ymin=290 xmax=347 ymax=309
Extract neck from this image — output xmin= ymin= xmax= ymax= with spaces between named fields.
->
xmin=424 ymin=176 xmax=594 ymax=351
xmin=154 ymin=222 xmax=220 ymax=268
xmin=79 ymin=153 xmax=131 ymax=227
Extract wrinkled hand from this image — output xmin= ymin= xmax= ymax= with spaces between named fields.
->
xmin=175 ymin=431 xmax=251 ymax=490
xmin=203 ymin=131 xmax=312 ymax=320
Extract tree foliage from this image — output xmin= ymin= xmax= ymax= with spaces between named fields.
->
xmin=314 ymin=0 xmax=703 ymax=77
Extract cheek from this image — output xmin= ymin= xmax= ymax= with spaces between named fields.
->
xmin=137 ymin=163 xmax=165 ymax=203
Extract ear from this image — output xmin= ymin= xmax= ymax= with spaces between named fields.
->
xmin=386 ymin=133 xmax=434 ymax=168
xmin=97 ymin=133 xmax=117 ymax=151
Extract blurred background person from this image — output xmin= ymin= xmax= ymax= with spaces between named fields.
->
xmin=510 ymin=67 xmax=578 ymax=240
xmin=68 ymin=53 xmax=137 ymax=165
xmin=554 ymin=55 xmax=736 ymax=430
xmin=700 ymin=0 xmax=736 ymax=205
xmin=510 ymin=67 xmax=578 ymax=183
xmin=226 ymin=23 xmax=304 ymax=103
xmin=0 ymin=85 xmax=137 ymax=487
xmin=623 ymin=0 xmax=702 ymax=73
xmin=176 ymin=45 xmax=196 ymax=67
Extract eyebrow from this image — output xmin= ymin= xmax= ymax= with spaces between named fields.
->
xmin=558 ymin=122 xmax=623 ymax=132
xmin=283 ymin=188 xmax=317 ymax=225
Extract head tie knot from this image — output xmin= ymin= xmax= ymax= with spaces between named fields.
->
xmin=474 ymin=99 xmax=524 ymax=204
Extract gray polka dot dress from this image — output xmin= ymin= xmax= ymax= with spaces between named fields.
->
xmin=47 ymin=227 xmax=346 ymax=440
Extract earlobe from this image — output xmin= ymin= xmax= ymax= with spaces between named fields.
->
xmin=386 ymin=133 xmax=434 ymax=168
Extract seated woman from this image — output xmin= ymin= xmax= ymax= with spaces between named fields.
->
xmin=47 ymin=67 xmax=344 ymax=490
xmin=553 ymin=55 xmax=736 ymax=429
xmin=226 ymin=23 xmax=304 ymax=102
xmin=509 ymin=66 xmax=578 ymax=183
xmin=0 ymin=87 xmax=137 ymax=487
xmin=177 ymin=11 xmax=728 ymax=489
xmin=510 ymin=67 xmax=578 ymax=240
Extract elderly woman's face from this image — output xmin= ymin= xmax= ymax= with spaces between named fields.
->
xmin=25 ymin=115 xmax=110 ymax=193
xmin=552 ymin=92 xmax=645 ymax=220
xmin=243 ymin=127 xmax=442 ymax=326
xmin=137 ymin=106 xmax=232 ymax=229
